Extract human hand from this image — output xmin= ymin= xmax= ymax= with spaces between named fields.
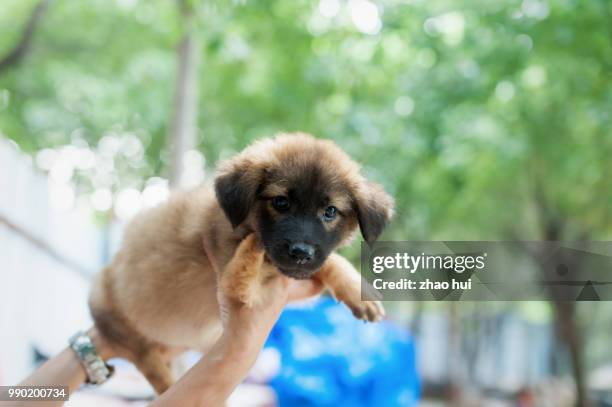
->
xmin=150 ymin=269 xmax=323 ymax=407
xmin=218 ymin=273 xmax=323 ymax=358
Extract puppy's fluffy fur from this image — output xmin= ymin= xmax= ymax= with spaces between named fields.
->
xmin=89 ymin=133 xmax=394 ymax=394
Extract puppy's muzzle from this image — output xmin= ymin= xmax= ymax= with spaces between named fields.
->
xmin=288 ymin=242 xmax=315 ymax=265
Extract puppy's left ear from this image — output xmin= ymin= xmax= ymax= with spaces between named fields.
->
xmin=214 ymin=162 xmax=262 ymax=228
xmin=355 ymin=181 xmax=394 ymax=243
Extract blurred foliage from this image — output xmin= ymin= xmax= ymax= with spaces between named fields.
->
xmin=0 ymin=0 xmax=611 ymax=240
xmin=2 ymin=0 xmax=612 ymax=387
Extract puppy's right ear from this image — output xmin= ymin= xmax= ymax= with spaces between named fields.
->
xmin=214 ymin=162 xmax=262 ymax=228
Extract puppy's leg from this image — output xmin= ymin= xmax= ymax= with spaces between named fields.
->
xmin=135 ymin=347 xmax=174 ymax=395
xmin=90 ymin=271 xmax=174 ymax=394
xmin=92 ymin=310 xmax=174 ymax=394
xmin=315 ymin=253 xmax=385 ymax=322
xmin=218 ymin=233 xmax=265 ymax=307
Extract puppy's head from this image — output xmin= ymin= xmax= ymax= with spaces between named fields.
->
xmin=215 ymin=133 xmax=394 ymax=279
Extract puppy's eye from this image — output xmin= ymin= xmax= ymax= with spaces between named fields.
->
xmin=272 ymin=196 xmax=290 ymax=212
xmin=323 ymin=206 xmax=337 ymax=221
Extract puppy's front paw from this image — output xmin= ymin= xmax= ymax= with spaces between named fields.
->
xmin=346 ymin=299 xmax=386 ymax=322
xmin=220 ymin=233 xmax=265 ymax=307
xmin=335 ymin=281 xmax=386 ymax=322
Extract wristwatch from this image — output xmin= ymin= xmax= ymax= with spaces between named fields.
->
xmin=69 ymin=331 xmax=114 ymax=385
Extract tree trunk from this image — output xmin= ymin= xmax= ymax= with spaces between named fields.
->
xmin=447 ymin=303 xmax=464 ymax=404
xmin=540 ymin=220 xmax=590 ymax=407
xmin=0 ymin=0 xmax=52 ymax=73
xmin=167 ymin=1 xmax=200 ymax=189
xmin=553 ymin=301 xmax=589 ymax=407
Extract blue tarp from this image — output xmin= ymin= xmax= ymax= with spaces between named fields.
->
xmin=264 ymin=297 xmax=420 ymax=406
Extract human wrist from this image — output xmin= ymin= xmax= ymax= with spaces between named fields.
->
xmin=86 ymin=328 xmax=114 ymax=361
xmin=69 ymin=330 xmax=115 ymax=385
xmin=218 ymin=329 xmax=259 ymax=361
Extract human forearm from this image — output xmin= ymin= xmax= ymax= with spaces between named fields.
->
xmin=0 ymin=347 xmax=86 ymax=407
xmin=150 ymin=331 xmax=263 ymax=407
xmin=22 ymin=347 xmax=86 ymax=391
xmin=150 ymin=276 xmax=318 ymax=407
xmin=1 ymin=329 xmax=115 ymax=407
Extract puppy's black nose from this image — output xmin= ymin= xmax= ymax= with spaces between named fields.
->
xmin=288 ymin=242 xmax=315 ymax=263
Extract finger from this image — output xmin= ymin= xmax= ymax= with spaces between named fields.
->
xmin=259 ymin=275 xmax=292 ymax=307
xmin=287 ymin=278 xmax=324 ymax=302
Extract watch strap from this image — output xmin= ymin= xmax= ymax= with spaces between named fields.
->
xmin=69 ymin=331 xmax=114 ymax=385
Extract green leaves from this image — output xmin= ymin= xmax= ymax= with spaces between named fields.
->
xmin=0 ymin=0 xmax=610 ymax=238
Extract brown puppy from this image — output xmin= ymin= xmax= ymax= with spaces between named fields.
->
xmin=89 ymin=133 xmax=394 ymax=394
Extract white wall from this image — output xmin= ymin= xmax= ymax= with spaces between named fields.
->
xmin=0 ymin=138 xmax=104 ymax=385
